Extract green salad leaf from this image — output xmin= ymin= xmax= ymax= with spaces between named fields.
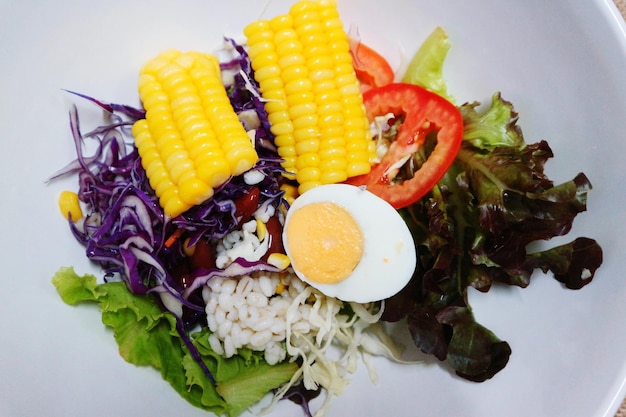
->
xmin=52 ymin=267 xmax=297 ymax=417
xmin=401 ymin=26 xmax=454 ymax=103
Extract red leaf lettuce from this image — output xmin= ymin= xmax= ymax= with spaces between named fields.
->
xmin=382 ymin=93 xmax=603 ymax=382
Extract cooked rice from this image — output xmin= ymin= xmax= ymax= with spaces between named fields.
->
xmin=203 ymin=270 xmax=333 ymax=365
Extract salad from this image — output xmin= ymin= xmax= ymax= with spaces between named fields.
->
xmin=49 ymin=1 xmax=603 ymax=416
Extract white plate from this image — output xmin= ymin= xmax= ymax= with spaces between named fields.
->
xmin=1 ymin=1 xmax=625 ymax=416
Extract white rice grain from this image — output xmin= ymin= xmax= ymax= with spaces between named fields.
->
xmin=214 ymin=306 xmax=226 ymax=324
xmin=251 ymin=317 xmax=272 ymax=332
xmin=203 ymin=271 xmax=328 ymax=361
xmin=250 ymin=329 xmax=272 ymax=348
xmin=223 ymin=335 xmax=236 ymax=358
xmin=258 ymin=275 xmax=276 ymax=297
xmin=206 ymin=312 xmax=218 ymax=332
xmin=236 ymin=276 xmax=254 ymax=295
xmin=217 ymin=320 xmax=233 ymax=339
xmin=239 ymin=328 xmax=253 ymax=346
xmin=218 ymin=291 xmax=235 ymax=311
xmin=264 ymin=341 xmax=286 ymax=365
xmin=247 ymin=292 xmax=268 ymax=308
xmin=208 ymin=333 xmax=224 ymax=355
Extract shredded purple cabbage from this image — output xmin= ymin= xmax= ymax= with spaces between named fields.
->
xmin=52 ymin=40 xmax=288 ymax=388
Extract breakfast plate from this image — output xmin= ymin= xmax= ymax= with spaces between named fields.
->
xmin=0 ymin=1 xmax=625 ymax=416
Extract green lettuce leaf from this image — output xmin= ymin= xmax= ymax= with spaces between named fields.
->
xmin=52 ymin=267 xmax=297 ymax=417
xmin=401 ymin=26 xmax=454 ymax=103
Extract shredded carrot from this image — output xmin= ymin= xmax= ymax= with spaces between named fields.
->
xmin=164 ymin=228 xmax=185 ymax=248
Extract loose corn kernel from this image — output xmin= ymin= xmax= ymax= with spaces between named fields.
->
xmin=256 ymin=219 xmax=268 ymax=241
xmin=58 ymin=191 xmax=83 ymax=221
xmin=267 ymin=253 xmax=291 ymax=270
xmin=182 ymin=237 xmax=196 ymax=257
xmin=244 ymin=0 xmax=374 ymax=194
xmin=133 ymin=50 xmax=258 ymax=217
xmin=275 ymin=280 xmax=287 ymax=294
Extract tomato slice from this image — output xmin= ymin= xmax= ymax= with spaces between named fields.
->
xmin=349 ymin=40 xmax=395 ymax=91
xmin=345 ymin=83 xmax=463 ymax=209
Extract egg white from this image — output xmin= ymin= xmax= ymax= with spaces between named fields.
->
xmin=282 ymin=183 xmax=416 ymax=303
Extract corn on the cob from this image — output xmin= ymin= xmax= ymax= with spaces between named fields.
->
xmin=132 ymin=50 xmax=258 ymax=217
xmin=244 ymin=0 xmax=374 ymax=193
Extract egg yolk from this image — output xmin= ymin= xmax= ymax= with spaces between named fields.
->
xmin=286 ymin=202 xmax=364 ymax=285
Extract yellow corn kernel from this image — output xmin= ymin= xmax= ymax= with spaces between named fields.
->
xmin=267 ymin=110 xmax=292 ymax=126
xmin=159 ymin=186 xmax=187 ymax=218
xmin=58 ymin=191 xmax=83 ymax=222
xmin=276 ymin=38 xmax=303 ymax=57
xmin=267 ymin=253 xmax=291 ymax=270
xmin=292 ymin=114 xmax=318 ymax=129
xmin=347 ymin=150 xmax=372 ymax=166
xmin=345 ymin=139 xmax=370 ymax=153
xmin=297 ymin=166 xmax=321 ymax=183
xmin=270 ymin=14 xmax=293 ymax=32
xmin=319 ymin=157 xmax=347 ymax=171
xmin=273 ymin=126 xmax=297 ymax=144
xmin=275 ymin=279 xmax=287 ymax=294
xmin=226 ymin=146 xmax=260 ymax=175
xmin=285 ymin=80 xmax=313 ymax=97
xmin=288 ymin=101 xmax=316 ymax=119
xmin=248 ymin=41 xmax=275 ymax=59
xmin=254 ymin=65 xmax=282 ymax=83
xmin=281 ymin=65 xmax=309 ymax=83
xmin=133 ymin=50 xmax=258 ymax=217
xmin=282 ymin=159 xmax=297 ymax=177
xmin=318 ymin=145 xmax=346 ymax=159
xmin=294 ymin=136 xmax=319 ymax=154
xmin=320 ymin=169 xmax=347 ymax=184
xmin=310 ymin=47 xmax=331 ymax=69
xmin=282 ymin=194 xmax=296 ymax=205
xmin=246 ymin=31 xmax=273 ymax=47
xmin=334 ymin=58 xmax=354 ymax=75
xmin=346 ymin=161 xmax=371 ymax=177
xmin=182 ymin=237 xmax=196 ymax=257
xmin=178 ymin=174 xmax=214 ymax=205
xmin=295 ymin=152 xmax=320 ymax=170
xmin=277 ymin=145 xmax=297 ymax=158
xmin=298 ymin=180 xmax=321 ymax=194
xmin=280 ymin=183 xmax=299 ymax=199
xmin=321 ymin=135 xmax=346 ymax=151
xmin=256 ymin=219 xmax=268 ymax=241
xmin=194 ymin=152 xmax=232 ymax=188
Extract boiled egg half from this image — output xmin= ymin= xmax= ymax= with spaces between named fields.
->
xmin=282 ymin=183 xmax=416 ymax=303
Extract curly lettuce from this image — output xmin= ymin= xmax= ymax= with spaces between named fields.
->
xmin=383 ymin=93 xmax=603 ymax=382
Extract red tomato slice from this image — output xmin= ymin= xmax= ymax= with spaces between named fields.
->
xmin=345 ymin=83 xmax=463 ymax=209
xmin=350 ymin=40 xmax=395 ymax=91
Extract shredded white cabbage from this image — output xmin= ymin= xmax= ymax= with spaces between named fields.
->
xmin=260 ymin=295 xmax=417 ymax=417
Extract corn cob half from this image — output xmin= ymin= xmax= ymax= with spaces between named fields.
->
xmin=244 ymin=0 xmax=375 ymax=194
xmin=132 ymin=50 xmax=258 ymax=217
